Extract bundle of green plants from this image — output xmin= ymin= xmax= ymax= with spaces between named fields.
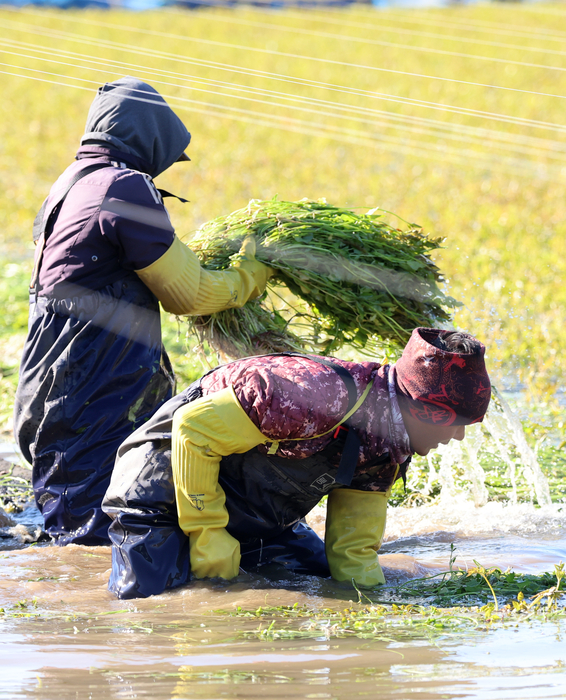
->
xmin=188 ymin=198 xmax=459 ymax=359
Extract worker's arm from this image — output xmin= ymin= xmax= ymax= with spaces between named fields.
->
xmin=324 ymin=487 xmax=390 ymax=588
xmin=136 ymin=235 xmax=272 ymax=316
xmin=100 ymin=171 xmax=271 ymax=316
xmin=171 ymin=386 xmax=266 ymax=579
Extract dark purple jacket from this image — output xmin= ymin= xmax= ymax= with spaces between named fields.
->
xmin=37 ymin=146 xmax=175 ymax=298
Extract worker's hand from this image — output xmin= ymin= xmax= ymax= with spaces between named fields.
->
xmin=189 ymin=526 xmax=240 ymax=580
xmin=232 ymin=235 xmax=274 ymax=299
xmin=238 ymin=234 xmax=258 ymax=260
xmin=325 ymin=488 xmax=388 ymax=588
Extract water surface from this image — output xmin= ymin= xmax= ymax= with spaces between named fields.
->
xmin=1 ymin=501 xmax=565 ymax=699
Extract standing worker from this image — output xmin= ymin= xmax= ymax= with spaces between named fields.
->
xmin=103 ymin=327 xmax=491 ymax=599
xmin=14 ymin=77 xmax=272 ymax=546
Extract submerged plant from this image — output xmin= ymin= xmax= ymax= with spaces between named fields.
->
xmin=188 ymin=198 xmax=459 ymax=359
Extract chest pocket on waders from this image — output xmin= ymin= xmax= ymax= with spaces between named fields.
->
xmin=220 ymin=435 xmax=347 ymax=540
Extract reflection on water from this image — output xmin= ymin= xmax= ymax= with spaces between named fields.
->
xmin=1 ymin=501 xmax=565 ymax=699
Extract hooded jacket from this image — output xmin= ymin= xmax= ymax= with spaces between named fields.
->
xmin=14 ymin=78 xmax=191 ymax=545
xmin=15 ymin=76 xmax=272 ymax=546
xmin=37 ymin=76 xmax=191 ymax=297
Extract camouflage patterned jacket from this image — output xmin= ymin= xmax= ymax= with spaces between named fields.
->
xmin=200 ymin=354 xmax=412 ymax=491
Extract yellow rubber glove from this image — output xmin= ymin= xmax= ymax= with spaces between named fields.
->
xmin=172 ymin=386 xmax=266 ymax=580
xmin=231 ymin=235 xmax=274 ymax=301
xmin=136 ymin=235 xmax=273 ymax=316
xmin=325 ymin=487 xmax=389 ymax=588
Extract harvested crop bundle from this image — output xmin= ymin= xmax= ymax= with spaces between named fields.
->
xmin=188 ymin=198 xmax=459 ymax=359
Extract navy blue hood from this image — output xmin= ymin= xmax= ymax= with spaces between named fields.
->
xmin=81 ymin=77 xmax=191 ymax=178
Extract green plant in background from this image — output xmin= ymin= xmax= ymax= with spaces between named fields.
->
xmin=0 ymin=263 xmax=30 ymax=338
xmin=0 ymin=262 xmax=31 ymax=433
xmin=188 ymin=197 xmax=458 ymax=358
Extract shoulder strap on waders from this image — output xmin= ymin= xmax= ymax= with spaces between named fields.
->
xmin=265 ymin=353 xmax=373 ymax=487
xmin=30 ymin=162 xmax=113 ymax=296
xmin=181 ymin=352 xmax=372 ymax=487
xmin=196 ymin=350 xmax=372 ymax=485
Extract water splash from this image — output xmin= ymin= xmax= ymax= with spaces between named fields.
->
xmin=487 ymin=387 xmax=552 ymax=506
xmin=433 ymin=424 xmax=490 ymax=506
xmin=385 ymin=499 xmax=566 ymax=541
xmin=407 ymin=387 xmax=552 ymax=507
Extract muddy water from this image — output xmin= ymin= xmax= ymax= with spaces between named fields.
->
xmin=1 ymin=503 xmax=566 ymax=700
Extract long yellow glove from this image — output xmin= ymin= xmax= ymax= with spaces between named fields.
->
xmin=136 ymin=235 xmax=273 ymax=316
xmin=231 ymin=234 xmax=272 ymax=304
xmin=325 ymin=487 xmax=389 ymax=588
xmin=171 ymin=386 xmax=266 ymax=580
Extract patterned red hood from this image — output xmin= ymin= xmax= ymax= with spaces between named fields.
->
xmin=394 ymin=327 xmax=491 ymax=426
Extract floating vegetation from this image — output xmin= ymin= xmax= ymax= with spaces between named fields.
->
xmin=229 ymin=602 xmax=484 ymax=642
xmin=1 ymin=564 xmax=564 ymax=648
xmin=224 ymin=567 xmax=565 ymax=642
xmin=388 ymin=552 xmax=565 ymax=608
xmin=217 ymin=557 xmax=566 ymax=641
xmin=188 ymin=198 xmax=459 ymax=359
xmin=0 ymin=598 xmax=133 ymax=621
xmin=226 ymin=593 xmax=565 ymax=644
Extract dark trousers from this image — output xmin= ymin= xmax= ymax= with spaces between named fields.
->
xmin=13 ymin=281 xmax=173 ymax=545
xmin=103 ymin=397 xmax=332 ymax=599
xmin=108 ymin=515 xmax=329 ymax=599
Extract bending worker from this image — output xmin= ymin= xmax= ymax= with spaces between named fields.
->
xmin=103 ymin=327 xmax=492 ymax=599
xmin=13 ymin=77 xmax=271 ymax=546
